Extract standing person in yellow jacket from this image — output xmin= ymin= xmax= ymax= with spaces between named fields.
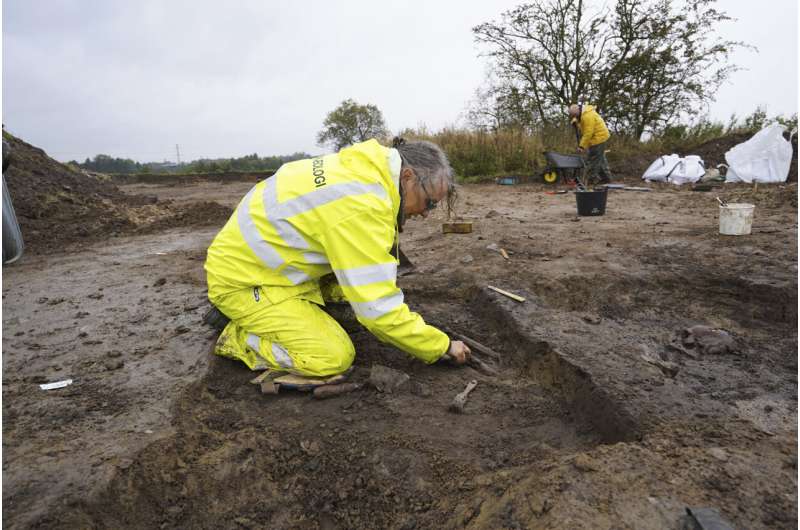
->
xmin=568 ymin=104 xmax=613 ymax=184
xmin=204 ymin=138 xmax=471 ymax=377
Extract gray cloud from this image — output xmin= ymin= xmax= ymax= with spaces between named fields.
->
xmin=3 ymin=0 xmax=796 ymax=163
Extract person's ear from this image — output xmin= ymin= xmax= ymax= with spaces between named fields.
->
xmin=400 ymin=168 xmax=415 ymax=185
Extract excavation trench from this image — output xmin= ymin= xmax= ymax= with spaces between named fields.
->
xmin=57 ymin=283 xmax=641 ymax=529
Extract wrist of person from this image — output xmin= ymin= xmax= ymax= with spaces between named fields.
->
xmin=439 ymin=337 xmax=452 ymax=362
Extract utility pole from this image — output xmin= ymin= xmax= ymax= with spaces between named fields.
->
xmin=176 ymin=144 xmax=181 ymax=165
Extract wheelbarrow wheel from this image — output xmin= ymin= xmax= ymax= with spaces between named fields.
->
xmin=543 ymin=171 xmax=558 ymax=184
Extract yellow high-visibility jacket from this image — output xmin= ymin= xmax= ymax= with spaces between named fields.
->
xmin=572 ymin=105 xmax=610 ymax=149
xmin=205 ymin=140 xmax=449 ymax=363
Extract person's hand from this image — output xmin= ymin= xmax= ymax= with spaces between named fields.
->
xmin=445 ymin=340 xmax=471 ymax=365
xmin=577 ymin=146 xmax=586 ymax=154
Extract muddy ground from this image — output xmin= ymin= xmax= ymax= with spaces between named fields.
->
xmin=2 ymin=142 xmax=798 ymax=529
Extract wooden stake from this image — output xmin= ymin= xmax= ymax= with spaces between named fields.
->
xmin=487 ymin=285 xmax=525 ymax=302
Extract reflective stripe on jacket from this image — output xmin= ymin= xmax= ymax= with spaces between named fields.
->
xmin=204 ymin=139 xmax=449 ymax=363
xmin=573 ymin=105 xmax=610 ymax=149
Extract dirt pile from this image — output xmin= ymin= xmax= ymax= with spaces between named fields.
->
xmin=677 ymin=132 xmax=752 ymax=167
xmin=2 ymin=132 xmax=232 ymax=254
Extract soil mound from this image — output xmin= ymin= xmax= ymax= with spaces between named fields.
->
xmin=677 ymin=132 xmax=752 ymax=167
xmin=682 ymin=131 xmax=798 ymax=182
xmin=2 ymin=132 xmax=231 ymax=254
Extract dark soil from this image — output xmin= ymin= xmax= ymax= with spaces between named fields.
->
xmin=2 ymin=132 xmax=233 ymax=254
xmin=2 ymin=134 xmax=797 ymax=529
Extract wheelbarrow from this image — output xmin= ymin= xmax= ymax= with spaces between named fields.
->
xmin=541 ymin=151 xmax=584 ymax=186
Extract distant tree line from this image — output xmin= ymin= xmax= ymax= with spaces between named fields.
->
xmin=73 ymin=152 xmax=311 ymax=175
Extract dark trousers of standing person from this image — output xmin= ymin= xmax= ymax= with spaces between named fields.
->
xmin=586 ymin=142 xmax=612 ymax=184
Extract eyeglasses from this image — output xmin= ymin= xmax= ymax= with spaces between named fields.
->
xmin=418 ymin=178 xmax=438 ymax=211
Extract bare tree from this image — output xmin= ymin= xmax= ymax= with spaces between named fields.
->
xmin=472 ymin=0 xmax=746 ymax=137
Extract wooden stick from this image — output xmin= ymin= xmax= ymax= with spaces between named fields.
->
xmin=452 ymin=332 xmax=502 ymax=361
xmin=487 ymin=285 xmax=526 ymax=303
xmin=312 ymin=383 xmax=363 ymax=399
xmin=468 ymin=357 xmax=498 ymax=376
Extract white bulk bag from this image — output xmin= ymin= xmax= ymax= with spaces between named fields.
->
xmin=725 ymin=123 xmax=792 ymax=183
xmin=669 ymin=155 xmax=705 ymax=185
xmin=642 ymin=154 xmax=681 ymax=182
xmin=642 ymin=154 xmax=705 ymax=184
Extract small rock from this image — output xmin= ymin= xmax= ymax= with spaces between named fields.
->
xmin=104 ymin=359 xmax=124 ymax=371
xmin=369 ymin=365 xmax=410 ymax=393
xmin=573 ymin=453 xmax=599 ymax=472
xmin=485 ymin=210 xmax=500 ymax=219
xmin=679 ymin=325 xmax=736 ymax=355
xmin=300 ymin=439 xmax=321 ymax=456
xmin=87 ymin=293 xmax=104 ymax=300
xmin=460 ymin=255 xmax=474 ymax=264
xmin=175 ymin=325 xmax=190 ymax=334
xmin=582 ymin=314 xmax=601 ymax=325
xmin=707 ymin=447 xmax=729 ymax=462
xmin=154 ymin=278 xmax=167 ymax=287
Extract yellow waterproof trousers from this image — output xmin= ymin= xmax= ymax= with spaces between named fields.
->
xmin=211 ymin=279 xmax=354 ymax=377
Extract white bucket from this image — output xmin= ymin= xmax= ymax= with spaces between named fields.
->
xmin=719 ymin=203 xmax=755 ymax=235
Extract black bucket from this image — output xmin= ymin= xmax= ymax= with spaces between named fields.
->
xmin=575 ymin=188 xmax=608 ymax=216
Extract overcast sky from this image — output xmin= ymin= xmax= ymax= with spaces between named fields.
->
xmin=3 ymin=0 xmax=798 ymax=163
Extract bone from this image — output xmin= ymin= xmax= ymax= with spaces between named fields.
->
xmin=449 ymin=380 xmax=478 ymax=414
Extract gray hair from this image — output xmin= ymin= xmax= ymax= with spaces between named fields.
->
xmin=394 ymin=138 xmax=457 ymax=215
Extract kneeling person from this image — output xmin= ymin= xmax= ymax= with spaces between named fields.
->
xmin=204 ymin=139 xmax=470 ymax=377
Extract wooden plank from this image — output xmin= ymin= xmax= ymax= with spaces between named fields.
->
xmin=442 ymin=222 xmax=473 ymax=234
xmin=487 ymin=285 xmax=526 ymax=303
